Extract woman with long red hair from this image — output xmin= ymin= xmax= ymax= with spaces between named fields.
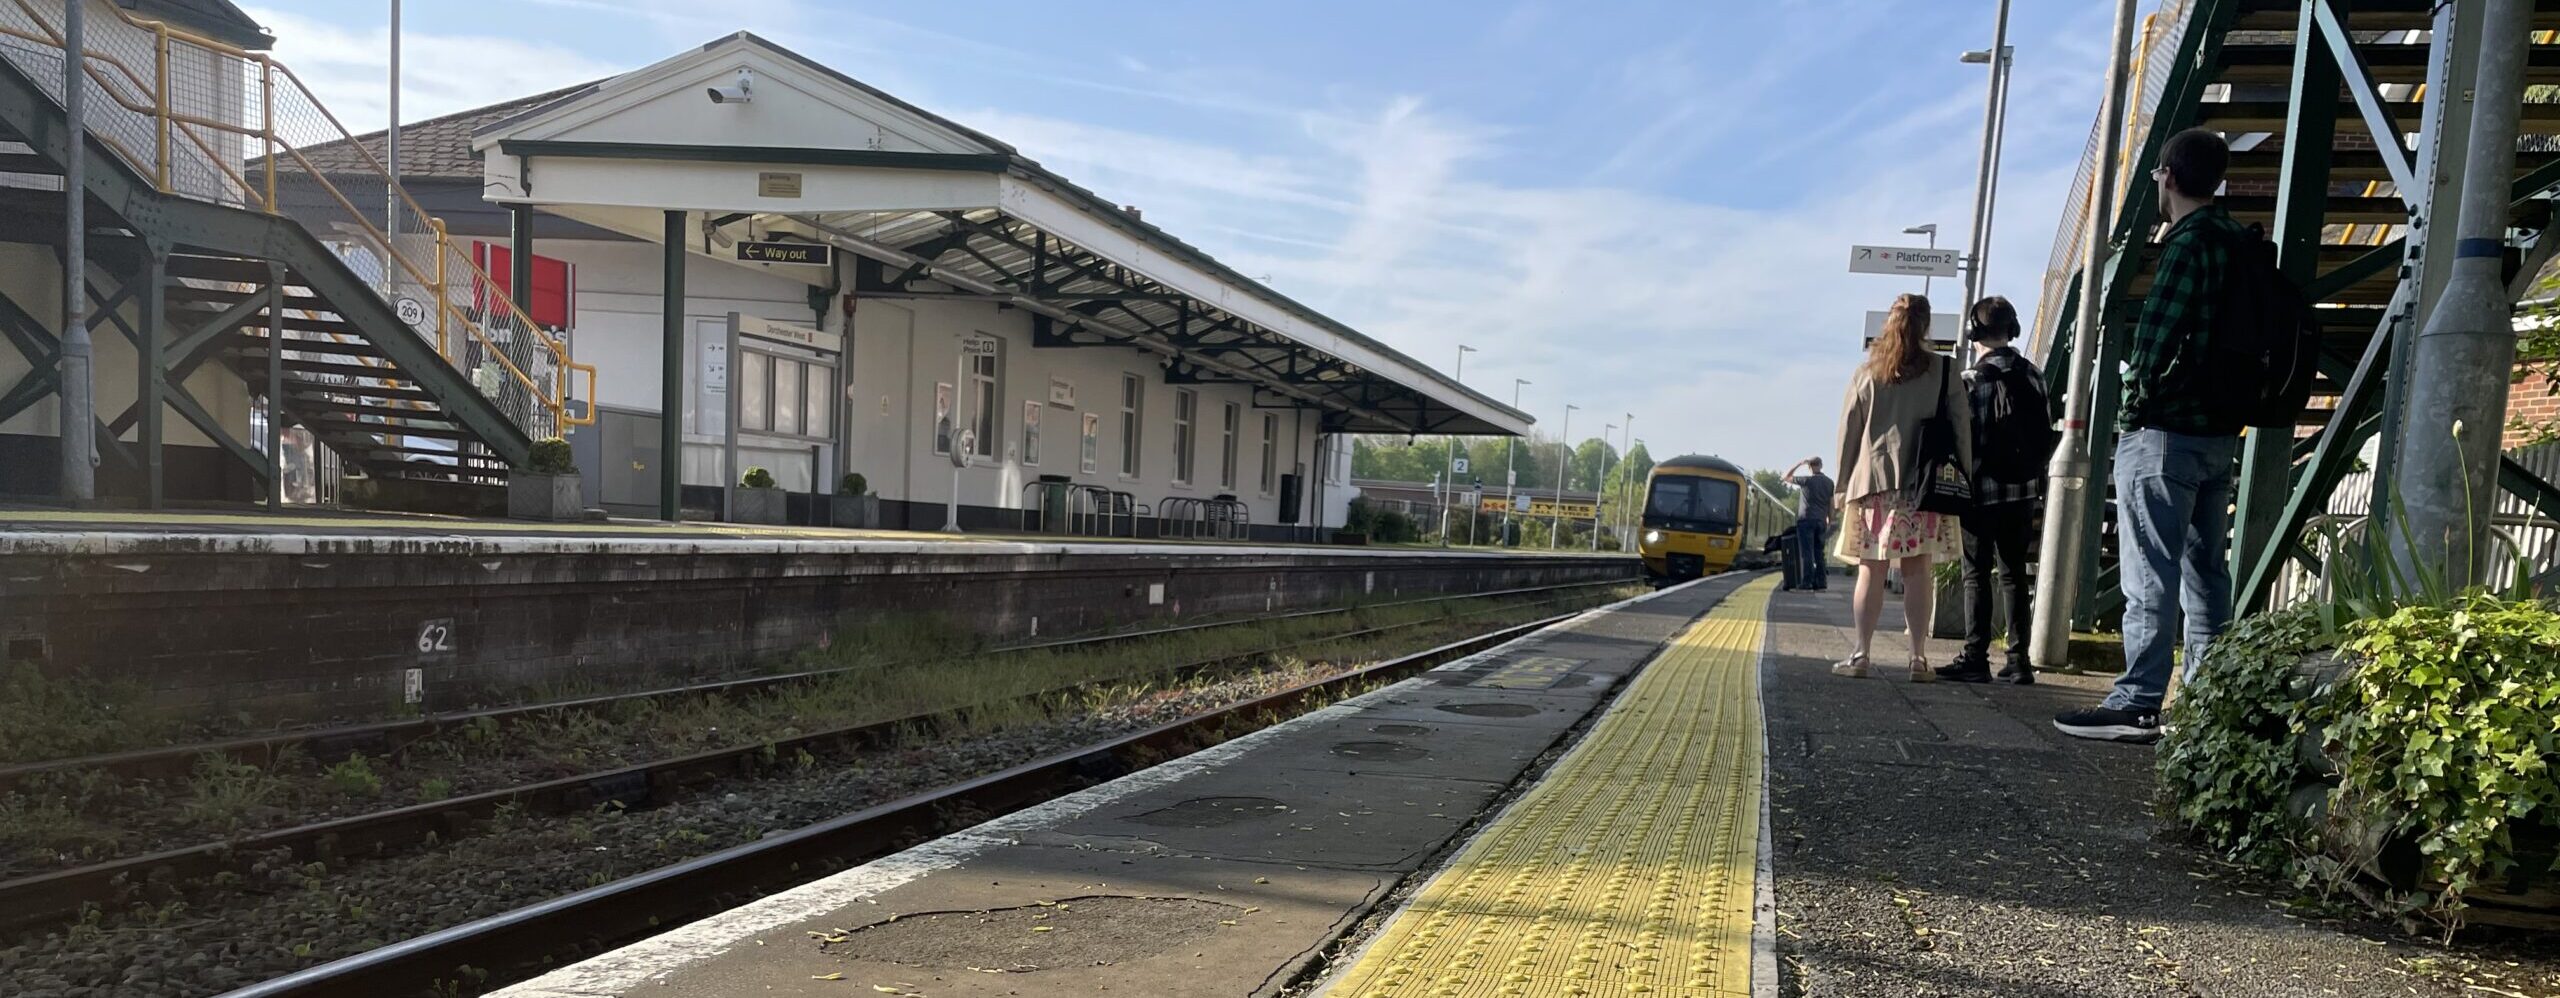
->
xmin=1829 ymin=294 xmax=1972 ymax=681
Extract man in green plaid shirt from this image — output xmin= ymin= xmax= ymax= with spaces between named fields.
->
xmin=2055 ymin=128 xmax=2248 ymax=745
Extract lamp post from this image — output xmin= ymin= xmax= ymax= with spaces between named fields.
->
xmin=1549 ymin=404 xmax=1577 ymax=549
xmin=1439 ymin=344 xmax=1474 ymax=546
xmin=1501 ymin=378 xmax=1529 ymax=545
xmin=1903 ymin=223 xmax=1939 ymax=302
xmin=1592 ymin=423 xmax=1616 ymax=550
xmin=1623 ymin=436 xmax=1646 ymax=552
xmin=1960 ymin=9 xmax=2017 ymax=349
xmin=1619 ymin=412 xmax=1637 ymax=550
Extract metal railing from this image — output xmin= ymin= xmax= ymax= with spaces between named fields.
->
xmin=0 ymin=0 xmax=595 ymax=444
xmin=2031 ymin=2 xmax=2196 ymax=354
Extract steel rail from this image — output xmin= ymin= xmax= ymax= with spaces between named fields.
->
xmin=0 ymin=579 xmax=1626 ymax=792
xmin=212 ymin=610 xmax=1576 ymax=998
xmin=0 ymin=586 xmax=1621 ymax=931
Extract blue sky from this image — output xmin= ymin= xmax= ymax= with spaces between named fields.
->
xmin=245 ymin=0 xmax=2129 ymax=473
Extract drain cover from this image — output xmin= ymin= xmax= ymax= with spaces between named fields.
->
xmin=1435 ymin=702 xmax=1541 ymax=718
xmin=1123 ymin=795 xmax=1291 ymax=828
xmin=1370 ymin=723 xmax=1433 ymax=736
xmin=1331 ymin=740 xmax=1429 ymax=762
xmin=826 ymin=896 xmax=1238 ymax=971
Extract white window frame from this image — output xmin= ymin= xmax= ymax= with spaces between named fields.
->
xmin=968 ymin=346 xmax=999 ymax=459
xmin=1119 ymin=374 xmax=1143 ymax=478
xmin=1219 ymin=401 xmax=1240 ymax=490
xmin=1259 ymin=412 xmax=1278 ymax=495
xmin=1172 ymin=388 xmax=1198 ymax=485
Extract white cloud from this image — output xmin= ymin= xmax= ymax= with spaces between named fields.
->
xmin=245 ymin=6 xmax=623 ymax=134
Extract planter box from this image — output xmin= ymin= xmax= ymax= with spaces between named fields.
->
xmin=507 ymin=471 xmax=584 ymax=522
xmin=731 ymin=487 xmax=788 ymax=525
xmin=830 ymin=493 xmax=880 ymax=529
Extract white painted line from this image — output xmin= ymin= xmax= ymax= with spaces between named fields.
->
xmin=1752 ymin=593 xmax=1781 ymax=998
xmin=493 ymin=577 xmax=1696 ymax=997
xmin=0 ymin=528 xmax=1638 ymax=561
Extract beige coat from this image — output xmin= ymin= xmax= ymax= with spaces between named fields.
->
xmin=1834 ymin=353 xmax=1973 ymax=504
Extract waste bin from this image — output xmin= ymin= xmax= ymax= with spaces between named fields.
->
xmin=1035 ymin=475 xmax=1074 ymax=534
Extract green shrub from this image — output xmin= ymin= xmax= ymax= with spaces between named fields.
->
xmin=838 ymin=472 xmax=869 ymax=496
xmin=2161 ymin=595 xmax=2560 ymax=932
xmin=525 ymin=437 xmax=576 ymax=475
xmin=742 ymin=466 xmax=776 ymax=489
xmin=324 ymin=753 xmax=385 ymax=798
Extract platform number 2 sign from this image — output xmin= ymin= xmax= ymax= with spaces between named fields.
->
xmin=416 ymin=617 xmax=456 ymax=660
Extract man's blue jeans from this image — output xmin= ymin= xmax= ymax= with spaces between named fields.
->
xmin=1791 ymin=516 xmax=1828 ymax=588
xmin=2105 ymin=427 xmax=2240 ymax=712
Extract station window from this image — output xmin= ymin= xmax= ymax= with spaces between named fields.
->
xmin=968 ymin=346 xmax=999 ymax=459
xmin=1173 ymin=389 xmax=1197 ymax=485
xmin=1259 ymin=413 xmax=1278 ymax=494
xmin=1219 ymin=402 xmax=1240 ymax=490
xmin=1119 ymin=374 xmax=1143 ymax=477
xmin=735 ymin=349 xmax=833 ymax=440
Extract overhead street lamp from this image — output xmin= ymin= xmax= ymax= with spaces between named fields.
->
xmin=1550 ymin=404 xmax=1578 ymax=550
xmin=1960 ymin=5 xmax=2017 ymax=350
xmin=1902 ymin=223 xmax=1939 ymax=302
xmin=1440 ymin=344 xmax=1475 ymax=546
xmin=1593 ymin=423 xmax=1616 ymax=551
xmin=1501 ymin=378 xmax=1529 ymax=545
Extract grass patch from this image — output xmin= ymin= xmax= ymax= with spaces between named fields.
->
xmin=0 ymin=663 xmax=174 ymax=765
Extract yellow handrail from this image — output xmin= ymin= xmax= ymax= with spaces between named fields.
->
xmin=0 ymin=0 xmax=594 ymax=431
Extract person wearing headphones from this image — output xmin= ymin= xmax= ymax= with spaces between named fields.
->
xmin=1935 ymin=296 xmax=2054 ymax=684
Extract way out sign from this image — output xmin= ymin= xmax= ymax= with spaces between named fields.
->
xmin=1848 ymin=244 xmax=1961 ymax=278
xmin=737 ymin=241 xmax=831 ymax=266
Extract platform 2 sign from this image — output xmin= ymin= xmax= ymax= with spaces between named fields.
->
xmin=1848 ymin=244 xmax=1961 ymax=278
xmin=1481 ymin=496 xmax=1596 ymax=519
xmin=736 ymin=241 xmax=831 ymax=266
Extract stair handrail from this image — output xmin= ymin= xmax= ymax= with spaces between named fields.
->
xmin=0 ymin=0 xmax=597 ymax=442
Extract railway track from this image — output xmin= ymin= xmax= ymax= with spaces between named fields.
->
xmin=212 ymin=608 xmax=1582 ymax=998
xmin=0 ymin=582 xmax=1624 ymax=932
xmin=0 ymin=579 xmax=1622 ymax=793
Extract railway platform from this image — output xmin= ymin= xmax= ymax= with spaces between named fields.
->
xmin=471 ymin=572 xmax=2560 ymax=998
xmin=0 ymin=507 xmax=1631 ymax=722
xmin=487 ymin=573 xmax=1763 ymax=998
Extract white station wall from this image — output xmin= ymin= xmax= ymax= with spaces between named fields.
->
xmin=844 ymin=296 xmax=1325 ymax=529
xmin=547 ymin=239 xmax=1337 ymax=529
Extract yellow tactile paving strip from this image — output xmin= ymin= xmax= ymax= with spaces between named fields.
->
xmin=1326 ymin=577 xmax=1774 ymax=998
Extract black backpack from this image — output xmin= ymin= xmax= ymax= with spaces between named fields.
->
xmin=2206 ymin=223 xmax=2320 ymax=431
xmin=1975 ymin=357 xmax=2056 ymax=483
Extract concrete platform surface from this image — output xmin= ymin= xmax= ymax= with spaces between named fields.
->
xmin=489 ymin=573 xmax=1757 ymax=998
xmin=1760 ymin=583 xmax=2560 ymax=998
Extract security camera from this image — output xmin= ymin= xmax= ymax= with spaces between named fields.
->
xmin=706 ymin=69 xmax=753 ymax=105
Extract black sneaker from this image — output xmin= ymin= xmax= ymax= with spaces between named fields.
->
xmin=1997 ymin=660 xmax=2036 ymax=685
xmin=1934 ymin=656 xmax=1991 ymax=683
xmin=2053 ymin=705 xmax=2161 ymax=743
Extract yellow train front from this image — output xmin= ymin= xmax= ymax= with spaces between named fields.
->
xmin=1637 ymin=455 xmax=1764 ymax=585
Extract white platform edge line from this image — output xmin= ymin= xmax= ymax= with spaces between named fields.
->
xmin=492 ymin=577 xmax=1691 ymax=998
xmin=1302 ymin=574 xmax=1732 ymax=995
xmin=0 ymin=529 xmax=1633 ymax=560
xmin=1752 ymin=585 xmax=1781 ymax=998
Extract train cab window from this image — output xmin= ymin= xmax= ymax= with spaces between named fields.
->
xmin=1646 ymin=476 xmax=1739 ymax=525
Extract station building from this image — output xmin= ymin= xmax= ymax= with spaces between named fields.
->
xmin=0 ymin=6 xmax=1528 ymax=540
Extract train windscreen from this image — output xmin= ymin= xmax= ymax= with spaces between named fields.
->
xmin=1645 ymin=475 xmax=1740 ymax=528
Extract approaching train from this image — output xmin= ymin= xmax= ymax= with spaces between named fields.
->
xmin=1636 ymin=454 xmax=1793 ymax=585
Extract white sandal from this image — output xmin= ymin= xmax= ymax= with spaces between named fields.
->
xmin=1830 ymin=652 xmax=1870 ymax=678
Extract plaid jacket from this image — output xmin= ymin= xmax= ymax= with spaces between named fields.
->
xmin=2120 ymin=204 xmax=2249 ymax=436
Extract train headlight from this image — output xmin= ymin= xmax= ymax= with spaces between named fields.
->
xmin=1643 ymin=530 xmax=1662 ymax=545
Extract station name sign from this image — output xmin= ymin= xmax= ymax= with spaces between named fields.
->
xmin=1481 ymin=496 xmax=1598 ymax=519
xmin=737 ymin=241 xmax=832 ymax=266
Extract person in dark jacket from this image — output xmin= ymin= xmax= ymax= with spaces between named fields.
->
xmin=1936 ymin=297 xmax=2053 ymax=684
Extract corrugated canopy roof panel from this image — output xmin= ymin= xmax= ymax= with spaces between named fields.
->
xmin=466 ymin=31 xmax=1529 ymax=437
